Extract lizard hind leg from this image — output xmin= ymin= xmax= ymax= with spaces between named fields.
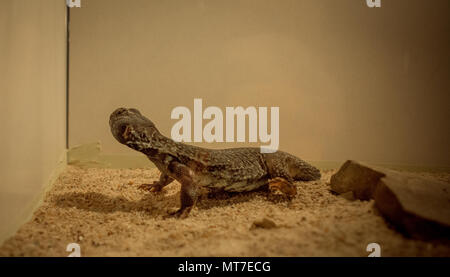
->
xmin=268 ymin=177 xmax=297 ymax=198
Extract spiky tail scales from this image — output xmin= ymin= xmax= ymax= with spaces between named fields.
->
xmin=263 ymin=151 xmax=321 ymax=181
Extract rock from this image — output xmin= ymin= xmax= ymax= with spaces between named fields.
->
xmin=374 ymin=171 xmax=450 ymax=239
xmin=330 ymin=160 xmax=450 ymax=239
xmin=338 ymin=191 xmax=356 ymax=201
xmin=251 ymin=218 xmax=277 ymax=229
xmin=330 ymin=160 xmax=384 ymax=200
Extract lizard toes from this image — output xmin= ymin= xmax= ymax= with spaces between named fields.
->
xmin=164 ymin=208 xmax=191 ymax=219
xmin=138 ymin=182 xmax=163 ymax=192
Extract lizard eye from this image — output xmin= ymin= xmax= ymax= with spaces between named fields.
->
xmin=129 ymin=108 xmax=141 ymax=115
xmin=113 ymin=108 xmax=127 ymax=117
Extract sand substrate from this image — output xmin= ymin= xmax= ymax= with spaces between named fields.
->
xmin=1 ymin=166 xmax=449 ymax=257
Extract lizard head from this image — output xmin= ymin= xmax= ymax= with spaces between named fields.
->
xmin=109 ymin=108 xmax=158 ymax=148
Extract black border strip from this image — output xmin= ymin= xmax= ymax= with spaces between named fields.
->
xmin=0 ymin=257 xmax=448 ymax=274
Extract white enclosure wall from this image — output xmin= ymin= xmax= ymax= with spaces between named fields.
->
xmin=0 ymin=0 xmax=67 ymax=244
xmin=68 ymin=0 xmax=450 ymax=167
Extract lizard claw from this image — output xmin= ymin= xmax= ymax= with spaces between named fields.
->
xmin=268 ymin=177 xmax=297 ymax=197
xmin=164 ymin=207 xmax=192 ymax=219
xmin=138 ymin=182 xmax=164 ymax=192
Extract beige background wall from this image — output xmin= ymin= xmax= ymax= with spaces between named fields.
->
xmin=0 ymin=0 xmax=67 ymax=243
xmin=69 ymin=0 xmax=450 ymax=166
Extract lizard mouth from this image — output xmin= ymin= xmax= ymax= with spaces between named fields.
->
xmin=110 ymin=108 xmax=138 ymax=144
xmin=110 ymin=118 xmax=132 ymax=144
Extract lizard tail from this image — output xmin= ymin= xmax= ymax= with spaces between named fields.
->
xmin=289 ymin=157 xmax=321 ymax=181
xmin=265 ymin=151 xmax=321 ymax=181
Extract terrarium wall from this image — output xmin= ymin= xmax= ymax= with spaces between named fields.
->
xmin=68 ymin=0 xmax=450 ymax=166
xmin=0 ymin=0 xmax=67 ymax=242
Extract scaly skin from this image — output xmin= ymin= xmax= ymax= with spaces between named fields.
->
xmin=109 ymin=108 xmax=321 ymax=218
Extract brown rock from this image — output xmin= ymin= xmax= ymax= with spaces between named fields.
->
xmin=330 ymin=160 xmax=450 ymax=239
xmin=330 ymin=160 xmax=384 ymax=200
xmin=338 ymin=191 xmax=356 ymax=201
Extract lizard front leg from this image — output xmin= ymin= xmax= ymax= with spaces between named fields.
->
xmin=165 ymin=161 xmax=200 ymax=219
xmin=139 ymin=173 xmax=174 ymax=192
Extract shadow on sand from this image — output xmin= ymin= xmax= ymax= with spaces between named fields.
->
xmin=51 ymin=188 xmax=279 ymax=216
